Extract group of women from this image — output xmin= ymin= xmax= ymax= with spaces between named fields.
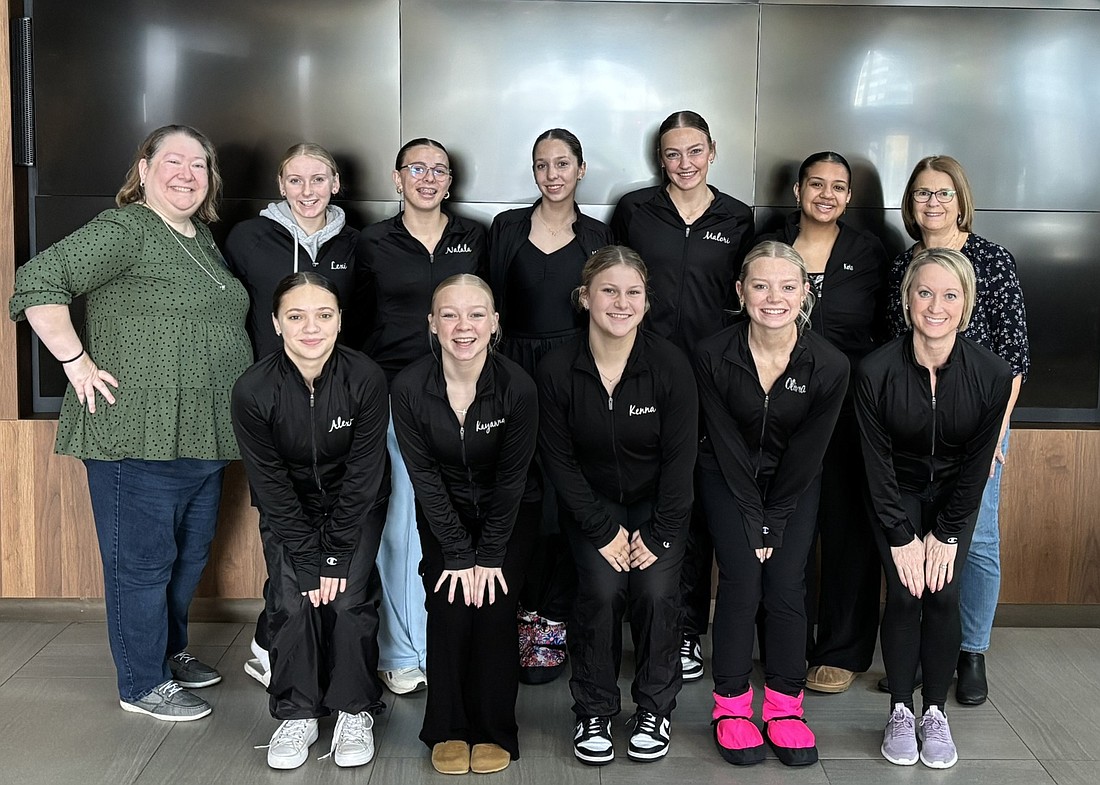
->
xmin=8 ymin=109 xmax=1027 ymax=774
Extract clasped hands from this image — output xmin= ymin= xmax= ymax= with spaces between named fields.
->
xmin=890 ymin=532 xmax=958 ymax=598
xmin=598 ymin=526 xmax=657 ymax=572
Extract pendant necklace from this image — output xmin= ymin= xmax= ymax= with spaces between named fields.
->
xmin=152 ymin=209 xmax=226 ymax=290
xmin=535 ymin=206 xmax=573 ymax=237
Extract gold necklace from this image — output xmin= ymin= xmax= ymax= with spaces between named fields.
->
xmin=535 ymin=206 xmax=574 ymax=237
xmin=157 ymin=216 xmax=226 ymax=291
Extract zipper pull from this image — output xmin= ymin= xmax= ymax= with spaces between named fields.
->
xmin=460 ymin=425 xmax=465 ymax=439
xmin=430 ymin=252 xmax=435 ymax=264
xmin=684 ymin=226 xmax=690 ymax=239
xmin=608 ymin=396 xmax=613 ymax=411
xmin=310 ymin=391 xmax=315 ymax=408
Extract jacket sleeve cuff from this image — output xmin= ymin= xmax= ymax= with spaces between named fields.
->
xmin=930 ymin=528 xmax=962 ymax=546
xmin=320 ymin=552 xmax=351 ymax=579
xmin=762 ymin=528 xmax=784 ymax=549
xmin=885 ymin=523 xmax=918 ymax=548
xmin=443 ymin=552 xmax=477 ymax=571
xmin=640 ymin=524 xmax=673 ymax=558
xmin=295 ymin=566 xmax=320 ymax=593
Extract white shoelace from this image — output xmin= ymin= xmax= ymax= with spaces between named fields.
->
xmin=255 ymin=719 xmax=315 ymax=751
xmin=318 ymin=712 xmax=374 ymax=760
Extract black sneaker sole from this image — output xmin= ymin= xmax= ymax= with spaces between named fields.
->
xmin=574 ymin=749 xmax=614 ymax=766
xmin=627 ymin=746 xmax=669 ymax=762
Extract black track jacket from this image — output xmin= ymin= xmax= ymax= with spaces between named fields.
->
xmin=611 ymin=185 xmax=754 ymax=351
xmin=695 ymin=322 xmax=849 ymax=549
xmin=537 ymin=331 xmax=698 ymax=554
xmin=855 ymin=333 xmax=1013 ymax=547
xmin=488 ymin=200 xmax=613 ymax=322
xmin=392 ymin=354 xmax=538 ymax=570
xmin=231 ymin=346 xmax=389 ymax=590
xmin=355 ymin=211 xmax=487 ymax=381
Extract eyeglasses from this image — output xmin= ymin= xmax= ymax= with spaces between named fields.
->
xmin=400 ymin=163 xmax=452 ymax=179
xmin=911 ymin=188 xmax=956 ymax=203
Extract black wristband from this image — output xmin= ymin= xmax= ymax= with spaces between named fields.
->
xmin=60 ymin=349 xmax=85 ymax=364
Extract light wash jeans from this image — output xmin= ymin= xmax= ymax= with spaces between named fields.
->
xmin=376 ymin=411 xmax=428 ymax=671
xmin=959 ymin=427 xmax=1010 ymax=653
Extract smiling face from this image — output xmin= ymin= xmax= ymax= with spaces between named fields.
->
xmin=795 ymin=161 xmax=851 ymax=225
xmin=906 ymin=262 xmax=964 ymax=341
xmin=736 ymin=256 xmax=809 ymax=332
xmin=911 ymin=168 xmax=960 ymax=237
xmin=393 ymin=144 xmax=451 ymax=213
xmin=581 ymin=263 xmax=648 ymax=340
xmin=533 ymin=137 xmax=585 ymax=204
xmin=272 ymin=283 xmax=341 ymax=369
xmin=138 ymin=132 xmax=210 ymax=224
xmin=429 ymin=283 xmax=498 ymax=364
xmin=659 ymin=127 xmax=714 ymax=194
xmin=280 ymin=154 xmax=339 ymax=233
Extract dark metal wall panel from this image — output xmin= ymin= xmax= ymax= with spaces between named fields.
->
xmin=400 ymin=0 xmax=759 ymax=207
xmin=33 ymin=0 xmax=401 ymax=200
xmin=755 ymin=5 xmax=1100 ymax=211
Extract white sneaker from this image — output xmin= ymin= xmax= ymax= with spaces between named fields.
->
xmin=330 ymin=711 xmax=375 ymax=767
xmin=244 ymin=639 xmax=271 ymax=687
xmin=379 ymin=667 xmax=427 ymax=695
xmin=264 ymin=718 xmax=319 ymax=770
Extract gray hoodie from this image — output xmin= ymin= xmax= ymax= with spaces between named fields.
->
xmin=259 ymin=201 xmax=347 ymax=272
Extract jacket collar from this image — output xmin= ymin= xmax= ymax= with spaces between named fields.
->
xmin=424 ymin=353 xmax=498 ymax=402
xmin=277 ymin=345 xmax=340 ymax=392
xmin=722 ymin=320 xmax=810 ymax=372
xmin=903 ymin=330 xmax=958 ymax=373
xmin=571 ymin=330 xmax=649 ymax=381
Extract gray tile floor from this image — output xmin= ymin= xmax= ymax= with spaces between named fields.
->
xmin=1 ymin=620 xmax=1097 ymax=784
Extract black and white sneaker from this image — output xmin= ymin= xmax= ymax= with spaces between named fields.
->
xmin=573 ymin=716 xmax=614 ymax=765
xmin=627 ymin=710 xmax=671 ymax=761
xmin=680 ymin=637 xmax=704 ymax=681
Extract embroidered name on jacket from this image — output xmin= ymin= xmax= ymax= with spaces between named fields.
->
xmin=445 ymin=243 xmax=473 ymax=254
xmin=329 ymin=416 xmax=354 ymax=432
xmin=703 ymin=230 xmax=732 ymax=245
xmin=784 ymin=377 xmax=807 ymax=394
xmin=330 ymin=260 xmax=348 ymax=270
xmin=476 ymin=417 xmax=505 ymax=434
xmin=629 ymin=404 xmax=657 ymax=416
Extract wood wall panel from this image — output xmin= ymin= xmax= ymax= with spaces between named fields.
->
xmin=999 ymin=429 xmax=1100 ymax=604
xmin=0 ymin=2 xmax=17 ymax=420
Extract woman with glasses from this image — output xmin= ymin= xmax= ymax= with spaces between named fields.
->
xmin=488 ymin=128 xmax=613 ymax=686
xmin=862 ymin=249 xmax=1012 ymax=768
xmin=611 ymin=110 xmax=755 ymax=683
xmin=760 ymin=152 xmax=889 ymax=696
xmin=224 ymin=142 xmax=360 ymax=689
xmin=886 ymin=156 xmax=1029 ymax=706
xmin=356 ymin=138 xmax=488 ymax=697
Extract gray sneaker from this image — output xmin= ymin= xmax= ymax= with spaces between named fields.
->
xmin=881 ymin=703 xmax=918 ymax=765
xmin=917 ymin=706 xmax=958 ymax=768
xmin=168 ymin=650 xmax=222 ymax=688
xmin=119 ymin=679 xmax=212 ymax=722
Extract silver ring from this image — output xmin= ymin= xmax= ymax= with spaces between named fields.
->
xmin=939 ymin=565 xmax=948 ymax=571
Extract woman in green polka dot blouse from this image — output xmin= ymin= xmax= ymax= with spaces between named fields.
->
xmin=8 ymin=124 xmax=252 ymax=722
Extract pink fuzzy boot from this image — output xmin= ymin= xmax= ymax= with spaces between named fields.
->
xmin=712 ymin=689 xmax=765 ymax=765
xmin=762 ymin=686 xmax=818 ymax=766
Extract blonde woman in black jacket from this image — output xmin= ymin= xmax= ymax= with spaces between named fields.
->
xmin=392 ymin=274 xmax=539 ymax=776
xmin=857 ymin=248 xmax=1012 ymax=769
xmin=695 ymin=241 xmax=848 ymax=769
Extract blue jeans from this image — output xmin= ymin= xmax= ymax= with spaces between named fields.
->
xmin=375 ymin=410 xmax=427 ymax=671
xmin=959 ymin=428 xmax=1010 ymax=654
xmin=84 ymin=458 xmax=227 ymax=702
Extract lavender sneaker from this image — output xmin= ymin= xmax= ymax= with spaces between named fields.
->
xmin=881 ymin=703 xmax=918 ymax=766
xmin=917 ymin=706 xmax=958 ymax=769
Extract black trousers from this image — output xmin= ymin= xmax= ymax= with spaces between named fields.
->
xmin=565 ymin=496 xmax=686 ymax=719
xmin=261 ymin=504 xmax=386 ymax=720
xmin=700 ymin=458 xmax=821 ymax=697
xmin=679 ymin=483 xmax=714 ymax=639
xmin=517 ymin=460 xmax=576 ymax=623
xmin=872 ymin=492 xmax=975 ymax=712
xmin=809 ymin=409 xmax=883 ymax=672
xmin=418 ymin=501 xmax=538 ymax=759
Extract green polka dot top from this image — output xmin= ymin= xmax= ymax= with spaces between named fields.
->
xmin=9 ymin=204 xmax=253 ymax=461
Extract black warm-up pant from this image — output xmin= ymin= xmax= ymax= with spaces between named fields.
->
xmin=809 ymin=408 xmax=884 ymax=672
xmin=872 ymin=491 xmax=975 ymax=713
xmin=260 ymin=503 xmax=387 ymax=720
xmin=417 ymin=501 xmax=539 ymax=759
xmin=700 ymin=459 xmax=821 ymax=698
xmin=564 ymin=495 xmax=686 ymax=719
